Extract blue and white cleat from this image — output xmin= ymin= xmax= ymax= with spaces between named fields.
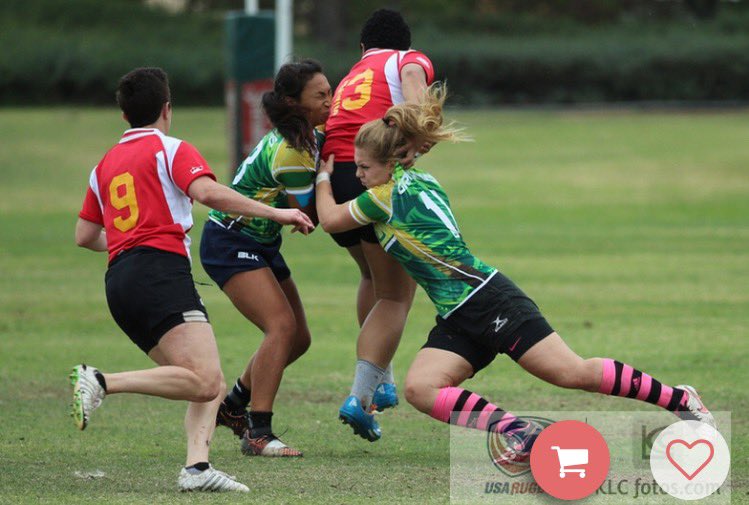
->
xmin=371 ymin=383 xmax=399 ymax=413
xmin=338 ymin=395 xmax=381 ymax=442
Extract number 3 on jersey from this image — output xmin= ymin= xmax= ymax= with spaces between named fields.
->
xmin=332 ymin=68 xmax=374 ymax=116
xmin=110 ymin=172 xmax=139 ymax=232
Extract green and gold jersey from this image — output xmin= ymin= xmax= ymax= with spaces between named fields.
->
xmin=209 ymin=129 xmax=323 ymax=243
xmin=349 ymin=165 xmax=497 ymax=317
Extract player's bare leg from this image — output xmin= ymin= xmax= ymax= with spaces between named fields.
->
xmin=517 ymin=332 xmax=715 ymax=427
xmin=75 ymin=322 xmax=248 ymax=491
xmin=222 ymin=268 xmax=306 ymax=456
xmin=404 ymin=348 xmax=540 ymax=463
xmin=403 ymin=348 xmax=473 ymax=414
xmin=339 ymin=242 xmax=416 ymax=440
xmin=147 ymin=322 xmax=225 ymax=466
xmin=345 ymin=243 xmax=398 ymax=411
xmin=357 ymin=241 xmax=416 ymax=370
xmin=345 ymin=243 xmax=376 ymax=326
xmin=94 ymin=325 xmax=223 ymax=402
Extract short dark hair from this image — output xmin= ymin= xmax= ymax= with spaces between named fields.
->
xmin=360 ymin=9 xmax=411 ymax=51
xmin=261 ymin=59 xmax=323 ymax=155
xmin=116 ymin=67 xmax=170 ymax=128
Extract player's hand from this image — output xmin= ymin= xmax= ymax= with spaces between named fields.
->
xmin=396 ymin=139 xmax=430 ymax=169
xmin=319 ymin=154 xmax=335 ymax=175
xmin=273 ymin=208 xmax=315 ymax=235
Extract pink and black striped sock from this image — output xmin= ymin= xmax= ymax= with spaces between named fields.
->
xmin=429 ymin=387 xmax=527 ymax=433
xmin=599 ymin=358 xmax=688 ymax=412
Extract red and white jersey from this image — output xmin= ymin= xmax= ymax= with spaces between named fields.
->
xmin=79 ymin=128 xmax=216 ymax=263
xmin=323 ymin=48 xmax=435 ymax=162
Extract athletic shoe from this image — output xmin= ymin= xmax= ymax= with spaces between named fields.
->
xmin=371 ymin=383 xmax=399 ymax=412
xmin=338 ymin=395 xmax=381 ymax=442
xmin=240 ymin=433 xmax=303 ymax=457
xmin=69 ymin=364 xmax=106 ymax=430
xmin=178 ymin=465 xmax=249 ymax=492
xmin=676 ymin=385 xmax=717 ymax=429
xmin=494 ymin=420 xmax=544 ymax=466
xmin=216 ymin=401 xmax=249 ymax=439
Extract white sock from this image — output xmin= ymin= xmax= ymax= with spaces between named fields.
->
xmin=350 ymin=359 xmax=386 ymax=411
xmin=382 ymin=362 xmax=395 ymax=385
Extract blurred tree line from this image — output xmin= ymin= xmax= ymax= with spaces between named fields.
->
xmin=179 ymin=0 xmax=729 ymax=47
xmin=3 ymin=0 xmax=749 ymax=105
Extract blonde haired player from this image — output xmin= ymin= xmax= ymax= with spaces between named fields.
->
xmin=315 ymin=83 xmax=715 ymax=453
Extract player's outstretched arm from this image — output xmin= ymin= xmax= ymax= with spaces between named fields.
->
xmin=75 ymin=218 xmax=107 ymax=252
xmin=315 ymin=155 xmax=363 ymax=234
xmin=188 ymin=176 xmax=314 ymax=234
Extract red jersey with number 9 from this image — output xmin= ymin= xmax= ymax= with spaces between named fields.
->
xmin=78 ymin=128 xmax=216 ymax=263
xmin=322 ymin=48 xmax=435 ymax=162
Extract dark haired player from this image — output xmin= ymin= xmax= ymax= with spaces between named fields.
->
xmin=71 ymin=67 xmax=313 ymax=492
xmin=201 ymin=60 xmax=331 ymax=457
xmin=323 ymin=8 xmax=435 ymax=441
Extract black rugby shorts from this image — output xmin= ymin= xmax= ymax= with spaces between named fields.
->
xmin=105 ymin=247 xmax=209 ymax=354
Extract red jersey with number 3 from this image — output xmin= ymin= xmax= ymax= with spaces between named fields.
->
xmin=323 ymin=48 xmax=435 ymax=162
xmin=78 ymin=128 xmax=216 ymax=263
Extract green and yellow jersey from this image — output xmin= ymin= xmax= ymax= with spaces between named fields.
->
xmin=349 ymin=165 xmax=497 ymax=317
xmin=209 ymin=128 xmax=323 ymax=243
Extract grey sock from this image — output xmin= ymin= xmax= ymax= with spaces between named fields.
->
xmin=382 ymin=362 xmax=395 ymax=385
xmin=350 ymin=359 xmax=386 ymax=411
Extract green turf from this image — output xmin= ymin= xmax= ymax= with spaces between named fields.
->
xmin=0 ymin=107 xmax=746 ymax=504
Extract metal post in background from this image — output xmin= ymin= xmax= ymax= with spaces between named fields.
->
xmin=275 ymin=0 xmax=293 ymax=70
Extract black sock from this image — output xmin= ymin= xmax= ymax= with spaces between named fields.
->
xmin=186 ymin=461 xmax=210 ymax=473
xmin=248 ymin=411 xmax=273 ymax=438
xmin=94 ymin=370 xmax=107 ymax=393
xmin=225 ymin=378 xmax=251 ymax=410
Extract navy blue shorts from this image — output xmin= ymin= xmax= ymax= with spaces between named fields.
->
xmin=199 ymin=220 xmax=291 ymax=289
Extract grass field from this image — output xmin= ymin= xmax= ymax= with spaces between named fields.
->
xmin=0 ymin=107 xmax=747 ymax=504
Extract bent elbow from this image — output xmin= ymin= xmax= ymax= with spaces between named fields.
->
xmin=75 ymin=230 xmax=93 ymax=248
xmin=318 ymin=216 xmax=340 ymax=234
xmin=318 ymin=219 xmax=333 ymax=234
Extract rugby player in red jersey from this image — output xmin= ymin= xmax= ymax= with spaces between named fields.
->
xmin=322 ymin=8 xmax=436 ymax=441
xmin=70 ymin=67 xmax=313 ymax=491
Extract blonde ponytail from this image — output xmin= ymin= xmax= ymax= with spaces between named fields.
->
xmin=354 ymin=83 xmax=467 ymax=164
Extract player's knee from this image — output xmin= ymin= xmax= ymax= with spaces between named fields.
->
xmin=266 ymin=316 xmax=298 ymax=344
xmin=294 ymin=330 xmax=311 ymax=356
xmin=194 ymin=369 xmax=224 ymax=402
xmin=404 ymin=379 xmax=434 ymax=413
xmin=581 ymin=358 xmax=603 ymax=392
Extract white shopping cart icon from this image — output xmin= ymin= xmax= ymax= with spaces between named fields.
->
xmin=551 ymin=446 xmax=588 ymax=478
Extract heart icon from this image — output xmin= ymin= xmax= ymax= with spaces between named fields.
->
xmin=665 ymin=439 xmax=714 ymax=481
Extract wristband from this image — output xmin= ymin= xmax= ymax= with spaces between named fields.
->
xmin=316 ymin=172 xmax=331 ymax=184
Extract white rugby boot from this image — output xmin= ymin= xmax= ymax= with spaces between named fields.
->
xmin=676 ymin=384 xmax=717 ymax=429
xmin=69 ymin=364 xmax=106 ymax=430
xmin=178 ymin=465 xmax=249 ymax=492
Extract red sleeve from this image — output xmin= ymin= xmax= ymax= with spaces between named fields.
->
xmin=78 ymin=186 xmax=103 ymax=224
xmin=170 ymin=141 xmax=216 ymax=194
xmin=399 ymin=50 xmax=435 ymax=85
